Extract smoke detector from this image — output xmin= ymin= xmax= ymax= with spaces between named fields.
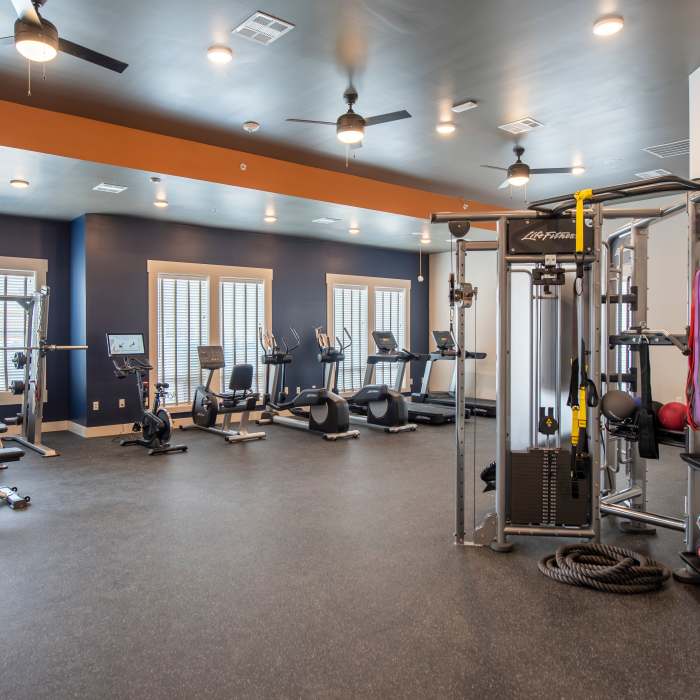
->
xmin=498 ymin=116 xmax=544 ymax=135
xmin=233 ymin=12 xmax=295 ymax=45
xmin=243 ymin=121 xmax=261 ymax=133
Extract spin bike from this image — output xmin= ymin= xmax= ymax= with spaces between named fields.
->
xmin=258 ymin=328 xmax=359 ymax=440
xmin=107 ymin=333 xmax=187 ymax=456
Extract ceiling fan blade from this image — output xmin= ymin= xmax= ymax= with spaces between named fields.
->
xmin=10 ymin=0 xmax=40 ymax=25
xmin=364 ymin=110 xmax=411 ymax=126
xmin=350 ymin=141 xmax=363 ymax=150
xmin=58 ymin=38 xmax=128 ymax=73
xmin=529 ymin=167 xmax=575 ymax=175
xmin=0 ymin=35 xmax=15 ymax=45
xmin=481 ymin=165 xmax=507 ymax=172
xmin=498 ymin=178 xmax=511 ymax=190
xmin=286 ymin=118 xmax=336 ymax=126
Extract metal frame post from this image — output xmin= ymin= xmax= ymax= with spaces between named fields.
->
xmin=454 ymin=239 xmax=467 ymax=544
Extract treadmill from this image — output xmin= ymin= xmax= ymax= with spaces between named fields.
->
xmin=367 ymin=331 xmax=455 ymax=425
xmin=413 ymin=330 xmax=496 ymax=418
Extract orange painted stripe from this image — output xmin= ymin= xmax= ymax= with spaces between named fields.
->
xmin=0 ymin=99 xmax=498 ymax=223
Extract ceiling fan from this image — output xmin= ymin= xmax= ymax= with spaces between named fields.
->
xmin=287 ymin=84 xmax=411 ymax=148
xmin=481 ymin=146 xmax=583 ymax=189
xmin=0 ymin=0 xmax=128 ymax=73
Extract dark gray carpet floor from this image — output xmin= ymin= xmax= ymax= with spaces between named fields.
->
xmin=0 ymin=419 xmax=698 ymax=699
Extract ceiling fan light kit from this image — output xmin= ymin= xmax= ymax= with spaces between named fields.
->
xmin=336 ymin=112 xmax=365 ymax=144
xmin=14 ymin=16 xmax=57 ymax=61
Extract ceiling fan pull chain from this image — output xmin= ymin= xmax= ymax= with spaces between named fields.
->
xmin=27 ymin=59 xmax=31 ymax=96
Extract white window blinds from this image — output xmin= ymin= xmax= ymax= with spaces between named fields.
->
xmin=0 ymin=270 xmax=36 ymax=392
xmin=220 ymin=279 xmax=265 ymax=393
xmin=375 ymin=287 xmax=406 ymax=387
xmin=157 ymin=275 xmax=210 ymax=405
xmin=332 ymin=285 xmax=368 ymax=392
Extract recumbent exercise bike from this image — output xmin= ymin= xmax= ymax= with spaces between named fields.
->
xmin=180 ymin=345 xmax=266 ymax=443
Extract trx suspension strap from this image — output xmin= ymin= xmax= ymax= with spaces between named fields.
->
xmin=568 ymin=189 xmax=596 ymax=497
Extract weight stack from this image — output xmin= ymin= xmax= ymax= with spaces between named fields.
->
xmin=506 ymin=448 xmax=591 ymax=528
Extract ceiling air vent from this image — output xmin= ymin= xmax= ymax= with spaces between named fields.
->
xmin=635 ymin=168 xmax=672 ymax=179
xmin=93 ymin=183 xmax=128 ymax=194
xmin=498 ymin=116 xmax=544 ymax=135
xmin=643 ymin=138 xmax=689 ymax=159
xmin=233 ymin=11 xmax=295 ymax=45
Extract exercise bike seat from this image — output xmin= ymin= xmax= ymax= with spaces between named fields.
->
xmin=155 ymin=382 xmax=169 ymax=390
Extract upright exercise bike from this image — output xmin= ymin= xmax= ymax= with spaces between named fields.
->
xmin=107 ymin=333 xmax=187 ymax=456
xmin=258 ymin=328 xmax=359 ymax=440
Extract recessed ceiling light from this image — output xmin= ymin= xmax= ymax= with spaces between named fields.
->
xmin=593 ymin=15 xmax=624 ymax=36
xmin=313 ymin=217 xmax=341 ymax=225
xmin=93 ymin=182 xmax=128 ymax=194
xmin=436 ymin=122 xmax=457 ymax=136
xmin=348 ymin=227 xmax=360 ymax=235
xmin=243 ymin=121 xmax=261 ymax=133
xmin=420 ymin=238 xmax=432 ymax=245
xmin=153 ymin=199 xmax=169 ymax=208
xmin=572 ymin=166 xmax=586 ymax=176
xmin=264 ymin=215 xmax=278 ymax=223
xmin=10 ymin=178 xmax=30 ymax=189
xmin=207 ymin=45 xmax=233 ymax=64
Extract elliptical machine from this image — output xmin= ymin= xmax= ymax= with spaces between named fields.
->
xmin=315 ymin=327 xmax=416 ymax=433
xmin=257 ymin=328 xmax=360 ymax=440
xmin=180 ymin=345 xmax=266 ymax=443
xmin=106 ymin=333 xmax=187 ymax=456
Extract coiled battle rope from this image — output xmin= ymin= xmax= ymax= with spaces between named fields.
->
xmin=538 ymin=543 xmax=671 ymax=594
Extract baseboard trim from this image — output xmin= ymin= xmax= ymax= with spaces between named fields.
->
xmin=64 ymin=412 xmax=265 ymax=439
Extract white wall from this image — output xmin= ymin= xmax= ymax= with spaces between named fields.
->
xmin=690 ymin=66 xmax=700 ymax=178
xmin=429 ymin=247 xmax=497 ymax=399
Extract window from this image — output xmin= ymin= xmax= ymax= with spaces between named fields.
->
xmin=374 ymin=287 xmax=407 ymax=387
xmin=148 ymin=261 xmax=273 ymax=409
xmin=327 ymin=274 xmax=411 ymax=393
xmin=156 ymin=275 xmax=210 ymax=405
xmin=0 ymin=257 xmax=47 ymax=404
xmin=332 ymin=285 xmax=368 ymax=392
xmin=220 ymin=278 xmax=266 ymax=393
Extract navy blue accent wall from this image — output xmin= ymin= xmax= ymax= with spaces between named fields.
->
xmin=69 ymin=217 xmax=87 ymax=425
xmin=0 ymin=214 xmax=71 ymax=422
xmin=84 ymin=214 xmax=429 ymax=427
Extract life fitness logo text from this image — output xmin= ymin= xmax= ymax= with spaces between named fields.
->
xmin=521 ymin=230 xmax=576 ymax=241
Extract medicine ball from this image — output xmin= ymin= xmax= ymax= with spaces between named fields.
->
xmin=657 ymin=402 xmax=687 ymax=431
xmin=601 ymin=390 xmax=637 ymax=422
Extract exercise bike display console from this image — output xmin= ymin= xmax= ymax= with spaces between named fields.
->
xmin=180 ymin=345 xmax=266 ymax=443
xmin=106 ymin=333 xmax=187 ymax=456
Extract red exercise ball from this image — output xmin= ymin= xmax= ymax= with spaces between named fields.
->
xmin=657 ymin=402 xmax=687 ymax=431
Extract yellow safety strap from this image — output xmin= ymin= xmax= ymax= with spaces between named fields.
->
xmin=574 ymin=188 xmax=593 ymax=254
xmin=578 ymin=387 xmax=587 ymax=428
xmin=570 ymin=405 xmax=580 ymax=447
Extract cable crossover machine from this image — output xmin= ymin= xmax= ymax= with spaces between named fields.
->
xmin=431 ymin=174 xmax=700 ymax=585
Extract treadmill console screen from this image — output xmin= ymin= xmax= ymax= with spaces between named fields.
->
xmin=372 ymin=330 xmax=398 ymax=351
xmin=433 ymin=331 xmax=455 ymax=350
xmin=106 ymin=333 xmax=145 ymax=357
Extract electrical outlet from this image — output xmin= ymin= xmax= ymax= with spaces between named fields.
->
xmin=297 ymin=386 xmax=301 ymax=394
xmin=118 ymin=399 xmax=126 ymax=408
xmin=92 ymin=401 xmax=100 ymax=411
xmin=284 ymin=386 xmax=288 ymax=395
